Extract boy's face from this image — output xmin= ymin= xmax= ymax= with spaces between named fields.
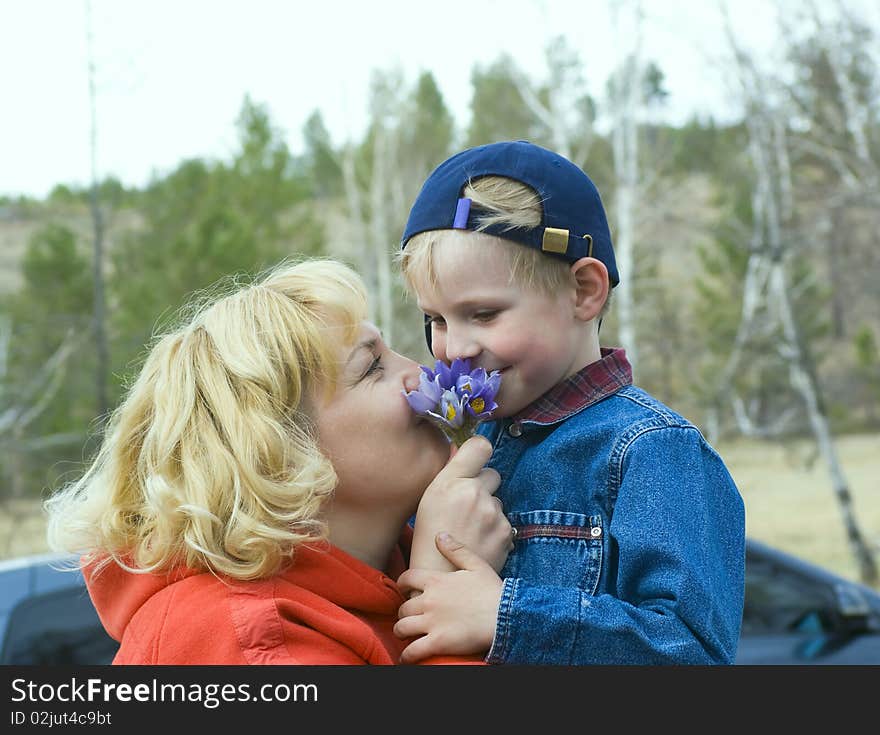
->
xmin=414 ymin=231 xmax=591 ymax=418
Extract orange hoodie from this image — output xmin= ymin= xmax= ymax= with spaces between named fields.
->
xmin=85 ymin=527 xmax=482 ymax=665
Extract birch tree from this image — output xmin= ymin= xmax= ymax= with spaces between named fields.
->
xmin=608 ymin=0 xmax=645 ymax=376
xmin=338 ymin=70 xmax=405 ymax=347
xmin=508 ymin=36 xmax=595 ymax=166
xmin=719 ymin=2 xmax=877 ymax=584
xmin=333 ymin=70 xmax=455 ymax=354
xmin=782 ymin=1 xmax=880 ymax=342
xmin=85 ymin=0 xmax=109 ymax=425
xmin=0 ymin=316 xmax=81 ymax=554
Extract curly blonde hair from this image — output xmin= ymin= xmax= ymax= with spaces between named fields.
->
xmin=45 ymin=258 xmax=367 ymax=581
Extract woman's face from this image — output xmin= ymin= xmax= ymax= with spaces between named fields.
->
xmin=311 ymin=321 xmax=451 ymax=514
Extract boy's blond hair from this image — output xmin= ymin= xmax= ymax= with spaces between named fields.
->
xmin=45 ymin=259 xmax=367 ymax=581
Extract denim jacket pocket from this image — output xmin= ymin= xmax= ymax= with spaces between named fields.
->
xmin=503 ymin=510 xmax=603 ymax=595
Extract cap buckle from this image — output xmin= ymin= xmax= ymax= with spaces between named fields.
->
xmin=542 ymin=227 xmax=569 ymax=254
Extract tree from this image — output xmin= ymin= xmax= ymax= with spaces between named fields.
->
xmin=0 ymin=224 xmax=93 ymax=551
xmin=781 ymin=3 xmax=880 ymax=343
xmin=607 ymin=1 xmax=645 ymax=376
xmin=85 ymin=0 xmax=109 ymax=424
xmin=505 ymin=35 xmax=597 ymax=164
xmin=467 ymin=56 xmax=542 ymax=147
xmin=716 ymin=0 xmax=877 ymax=584
xmin=110 ymin=97 xmax=324 ymax=392
xmin=852 ymin=325 xmax=880 ymax=425
xmin=333 ymin=68 xmax=456 ymax=355
xmin=399 ymin=71 xmax=456 ymax=182
xmin=0 ymin=314 xmax=80 ymax=555
xmin=4 ymin=224 xmax=94 ymax=439
xmin=302 ymin=110 xmax=343 ymax=199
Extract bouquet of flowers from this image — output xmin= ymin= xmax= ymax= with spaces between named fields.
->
xmin=403 ymin=358 xmax=502 ymax=447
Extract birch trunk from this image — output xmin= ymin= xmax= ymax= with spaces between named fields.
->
xmin=85 ymin=0 xmax=108 ymax=426
xmin=1 ymin=321 xmax=80 ymax=553
xmin=610 ymin=1 xmax=643 ymax=375
xmin=368 ymin=127 xmax=395 ymax=346
xmin=721 ymin=1 xmax=878 ymax=583
xmin=773 ymin=267 xmax=878 ymax=583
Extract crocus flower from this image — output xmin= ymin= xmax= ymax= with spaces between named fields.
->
xmin=403 ymin=358 xmax=502 ymax=446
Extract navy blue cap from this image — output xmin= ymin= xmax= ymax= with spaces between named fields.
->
xmin=401 ymin=140 xmax=619 ymax=288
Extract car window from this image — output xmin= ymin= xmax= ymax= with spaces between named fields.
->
xmin=742 ymin=552 xmax=836 ymax=635
xmin=0 ymin=585 xmax=119 ymax=664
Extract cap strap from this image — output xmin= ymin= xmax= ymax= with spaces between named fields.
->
xmin=453 ymin=198 xmax=472 ymax=229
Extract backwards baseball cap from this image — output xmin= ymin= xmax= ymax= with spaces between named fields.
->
xmin=401 ymin=140 xmax=619 ymax=288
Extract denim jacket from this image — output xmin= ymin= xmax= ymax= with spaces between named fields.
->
xmin=477 ymin=349 xmax=746 ymax=665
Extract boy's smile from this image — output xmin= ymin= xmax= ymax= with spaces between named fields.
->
xmin=415 ymin=231 xmax=597 ymax=418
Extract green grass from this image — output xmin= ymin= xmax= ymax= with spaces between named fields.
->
xmin=717 ymin=432 xmax=880 ymax=589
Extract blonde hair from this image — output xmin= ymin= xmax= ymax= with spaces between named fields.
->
xmin=398 ymin=176 xmax=573 ymax=295
xmin=45 ymin=258 xmax=368 ymax=581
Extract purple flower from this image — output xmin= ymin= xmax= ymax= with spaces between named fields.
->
xmin=403 ymin=370 xmax=443 ymax=414
xmin=456 ymin=367 xmax=501 ymax=420
xmin=403 ymin=358 xmax=502 ymax=446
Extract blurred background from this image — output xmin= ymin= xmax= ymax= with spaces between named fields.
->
xmin=0 ymin=0 xmax=878 ymax=587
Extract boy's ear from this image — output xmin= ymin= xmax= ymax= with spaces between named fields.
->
xmin=570 ymin=257 xmax=609 ymax=322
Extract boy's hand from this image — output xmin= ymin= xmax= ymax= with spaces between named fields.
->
xmin=394 ymin=533 xmax=504 ymax=663
xmin=410 ymin=436 xmax=512 ymax=574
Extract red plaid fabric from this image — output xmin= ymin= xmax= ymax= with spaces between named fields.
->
xmin=514 ymin=347 xmax=632 ymax=425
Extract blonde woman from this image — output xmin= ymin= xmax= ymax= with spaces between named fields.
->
xmin=44 ymin=258 xmax=512 ymax=665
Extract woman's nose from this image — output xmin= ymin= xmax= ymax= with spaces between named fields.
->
xmin=400 ymin=355 xmax=424 ymax=393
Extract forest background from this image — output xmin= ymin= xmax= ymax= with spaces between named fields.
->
xmin=1 ymin=0 xmax=878 ymax=587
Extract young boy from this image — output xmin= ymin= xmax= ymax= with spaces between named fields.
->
xmin=393 ymin=140 xmax=746 ymax=665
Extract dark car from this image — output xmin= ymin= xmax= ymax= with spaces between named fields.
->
xmin=2 ymin=540 xmax=880 ymax=664
xmin=737 ymin=538 xmax=880 ymax=664
xmin=0 ymin=551 xmax=119 ymax=665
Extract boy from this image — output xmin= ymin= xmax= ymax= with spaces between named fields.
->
xmin=393 ymin=140 xmax=745 ymax=664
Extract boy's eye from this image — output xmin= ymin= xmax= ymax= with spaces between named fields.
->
xmin=473 ymin=310 xmax=498 ymax=322
xmin=425 ymin=314 xmax=446 ymax=328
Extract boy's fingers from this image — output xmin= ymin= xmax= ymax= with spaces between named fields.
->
xmin=443 ymin=436 xmax=492 ymax=478
xmin=435 ymin=532 xmax=489 ymax=572
xmin=396 ymin=594 xmax=425 ymax=619
xmin=399 ymin=636 xmax=436 ymax=665
xmin=396 ymin=569 xmax=431 ymax=599
xmin=393 ymin=615 xmax=428 ymax=641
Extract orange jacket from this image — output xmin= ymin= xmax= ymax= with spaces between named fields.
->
xmin=85 ymin=528 xmax=482 ymax=665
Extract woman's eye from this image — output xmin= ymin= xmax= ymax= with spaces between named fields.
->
xmin=364 ymin=355 xmax=384 ymax=377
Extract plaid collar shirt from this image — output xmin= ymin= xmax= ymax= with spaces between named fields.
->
xmin=513 ymin=347 xmax=633 ymax=426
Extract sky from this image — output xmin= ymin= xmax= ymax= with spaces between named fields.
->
xmin=2 ymin=0 xmax=878 ymax=199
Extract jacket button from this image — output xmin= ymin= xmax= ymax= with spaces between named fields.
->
xmin=508 ymin=422 xmax=522 ymax=437
xmin=590 ymin=527 xmax=602 ymax=538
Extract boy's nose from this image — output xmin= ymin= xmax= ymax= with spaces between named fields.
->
xmin=442 ymin=328 xmax=480 ymax=362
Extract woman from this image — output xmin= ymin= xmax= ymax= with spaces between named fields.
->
xmin=44 ymin=258 xmax=512 ymax=664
